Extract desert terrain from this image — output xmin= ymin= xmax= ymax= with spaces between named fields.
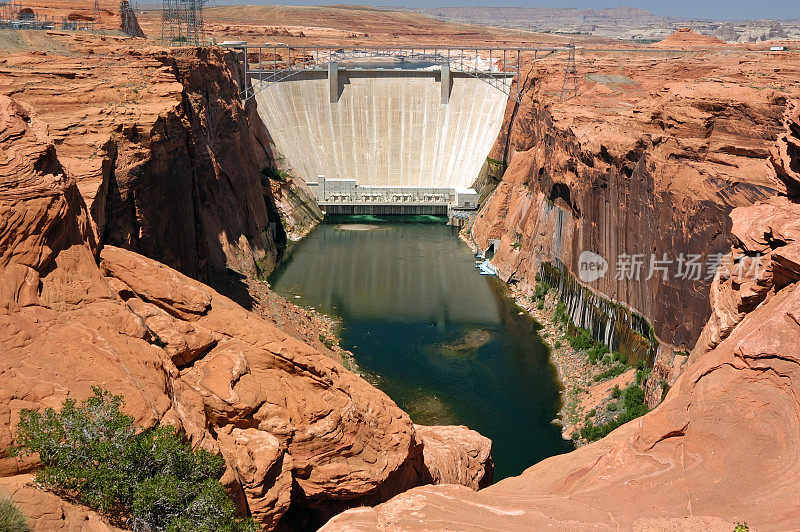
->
xmin=0 ymin=2 xmax=799 ymax=531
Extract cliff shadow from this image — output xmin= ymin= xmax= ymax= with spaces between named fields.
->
xmin=209 ymin=268 xmax=256 ymax=312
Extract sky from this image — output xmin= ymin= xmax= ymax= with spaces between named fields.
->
xmin=209 ymin=1 xmax=800 ymax=21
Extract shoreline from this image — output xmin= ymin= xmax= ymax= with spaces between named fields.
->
xmin=507 ymin=285 xmax=584 ymax=441
xmin=456 ymin=231 xmax=579 ymax=438
xmin=458 ymin=230 xmax=636 ymax=443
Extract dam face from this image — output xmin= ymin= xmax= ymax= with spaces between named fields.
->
xmin=253 ymin=69 xmax=508 ymax=209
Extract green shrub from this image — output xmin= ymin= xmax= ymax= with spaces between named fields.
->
xmin=623 ymin=384 xmax=648 ymax=418
xmin=733 ymin=523 xmax=749 ymax=532
xmin=553 ymin=340 xmax=562 ymax=349
xmin=607 ymin=401 xmax=617 ymax=412
xmin=13 ymin=387 xmax=257 ymax=532
xmin=581 ymin=384 xmax=649 ymax=442
xmin=611 ymin=385 xmax=621 ymax=399
xmin=533 ymin=281 xmax=550 ymax=301
xmin=553 ymin=302 xmax=570 ymax=326
xmin=0 ymin=496 xmax=29 ymax=532
xmin=593 ymin=363 xmax=627 ymax=382
xmin=587 ymin=343 xmax=609 ymax=364
xmin=568 ymin=328 xmax=594 ymax=351
xmin=612 ymin=351 xmax=626 ymax=365
xmin=261 ymin=166 xmax=292 ymax=184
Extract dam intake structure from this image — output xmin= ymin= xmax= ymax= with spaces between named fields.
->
xmin=228 ymin=45 xmax=558 ymax=214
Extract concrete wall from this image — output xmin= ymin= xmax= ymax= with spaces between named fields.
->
xmin=252 ymin=70 xmax=508 ymax=190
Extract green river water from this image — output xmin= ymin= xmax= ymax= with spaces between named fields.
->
xmin=269 ymin=216 xmax=573 ymax=480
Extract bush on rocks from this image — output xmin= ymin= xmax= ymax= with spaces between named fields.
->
xmin=13 ymin=387 xmax=257 ymax=532
xmin=0 ymin=495 xmax=29 ymax=532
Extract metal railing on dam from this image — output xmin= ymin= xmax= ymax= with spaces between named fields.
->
xmin=225 ymin=45 xmax=563 ymax=104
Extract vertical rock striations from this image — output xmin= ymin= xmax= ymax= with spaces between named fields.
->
xmin=470 ymin=53 xmax=794 ymax=353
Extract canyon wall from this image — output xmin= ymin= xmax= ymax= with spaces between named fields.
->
xmin=470 ymin=52 xmax=795 ymax=352
xmin=0 ymin=91 xmax=492 ymax=530
xmin=0 ymin=40 xmax=298 ymax=284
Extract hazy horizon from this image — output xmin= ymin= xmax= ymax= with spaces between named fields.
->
xmin=202 ymin=1 xmax=800 ymax=21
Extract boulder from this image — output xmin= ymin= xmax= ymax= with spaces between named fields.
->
xmin=1 ymin=475 xmax=123 ymax=532
xmin=414 ymin=425 xmax=493 ymax=490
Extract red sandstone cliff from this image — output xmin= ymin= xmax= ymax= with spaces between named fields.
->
xmin=0 ymin=42 xmax=490 ymax=530
xmin=0 ymin=40 xmax=289 ymax=284
xmin=470 ymin=49 xmax=798 ymax=351
xmin=323 ymin=100 xmax=800 ymax=531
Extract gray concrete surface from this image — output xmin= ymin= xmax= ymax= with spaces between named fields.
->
xmin=253 ymin=69 xmax=508 ymax=193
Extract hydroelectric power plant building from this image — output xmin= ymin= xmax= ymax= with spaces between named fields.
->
xmin=307 ymin=175 xmax=480 ymax=215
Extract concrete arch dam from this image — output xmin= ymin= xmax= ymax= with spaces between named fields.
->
xmin=252 ymin=68 xmax=509 ymax=213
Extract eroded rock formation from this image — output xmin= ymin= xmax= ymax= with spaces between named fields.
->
xmin=470 ymin=48 xmax=797 ymax=351
xmin=413 ymin=425 xmax=493 ymax=491
xmin=0 ymin=475 xmax=123 ymax=531
xmin=0 ymin=72 xmax=489 ymax=529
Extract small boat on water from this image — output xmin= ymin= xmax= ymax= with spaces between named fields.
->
xmin=477 ymin=260 xmax=497 ymax=276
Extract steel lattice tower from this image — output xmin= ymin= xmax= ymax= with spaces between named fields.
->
xmin=121 ymin=0 xmax=142 ymax=36
xmin=162 ymin=0 xmax=206 ymax=46
xmin=560 ymin=40 xmax=579 ymax=101
xmin=91 ymin=0 xmax=102 ymax=32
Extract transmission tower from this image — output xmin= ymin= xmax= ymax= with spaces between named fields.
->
xmin=162 ymin=0 xmax=207 ymax=46
xmin=120 ymin=0 xmax=139 ymax=36
xmin=91 ymin=0 xmax=102 ymax=33
xmin=560 ymin=40 xmax=579 ymax=101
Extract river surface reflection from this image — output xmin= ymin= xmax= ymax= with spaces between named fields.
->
xmin=269 ymin=217 xmax=573 ymax=479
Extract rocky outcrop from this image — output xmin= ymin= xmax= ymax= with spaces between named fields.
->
xmin=0 ymin=94 xmax=491 ymax=529
xmin=1 ymin=475 xmax=122 ymax=532
xmin=693 ymin=102 xmax=800 ymax=358
xmin=267 ymin=172 xmax=324 ymax=242
xmin=691 ymin=197 xmax=800 ymax=358
xmin=470 ymin=51 xmax=795 ymax=352
xmin=651 ymin=27 xmax=728 ymax=48
xmin=771 ymin=99 xmax=800 ymax=197
xmin=414 ymin=425 xmax=493 ymax=491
